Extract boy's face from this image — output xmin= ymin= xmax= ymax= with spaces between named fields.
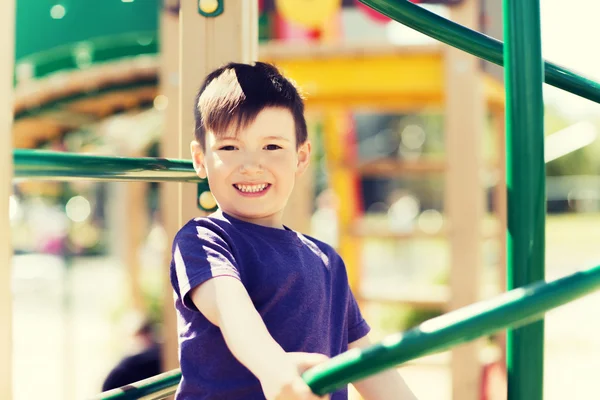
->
xmin=191 ymin=107 xmax=311 ymax=229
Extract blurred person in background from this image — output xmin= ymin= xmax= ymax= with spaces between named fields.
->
xmin=101 ymin=317 xmax=162 ymax=391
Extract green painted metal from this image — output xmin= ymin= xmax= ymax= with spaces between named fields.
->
xmin=13 ymin=149 xmax=201 ymax=183
xmin=90 ymin=369 xmax=181 ymax=400
xmin=305 ymin=264 xmax=600 ymax=396
xmin=92 ymin=263 xmax=600 ymax=399
xmin=503 ymin=0 xmax=546 ymax=399
xmin=15 ymin=0 xmax=159 ymax=60
xmin=358 ymin=0 xmax=600 ymax=105
xmin=14 ymin=149 xmax=215 ymax=212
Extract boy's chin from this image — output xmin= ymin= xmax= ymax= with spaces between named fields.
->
xmin=227 ymin=206 xmax=282 ymax=220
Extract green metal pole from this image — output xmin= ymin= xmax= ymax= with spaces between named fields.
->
xmin=13 ymin=149 xmax=201 ymax=183
xmin=91 ymin=369 xmax=182 ymax=400
xmin=92 ymin=263 xmax=600 ymax=399
xmin=305 ymin=263 xmax=600 ymax=395
xmin=13 ymin=149 xmax=217 ymax=211
xmin=504 ymin=0 xmax=545 ymax=399
xmin=358 ymin=0 xmax=600 ymax=105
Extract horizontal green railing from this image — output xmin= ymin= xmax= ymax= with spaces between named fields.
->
xmin=93 ymin=263 xmax=600 ymax=399
xmin=359 ymin=0 xmax=600 ymax=104
xmin=13 ymin=149 xmax=201 ymax=183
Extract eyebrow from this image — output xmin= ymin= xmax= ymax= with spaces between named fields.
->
xmin=215 ymin=135 xmax=291 ymax=142
xmin=263 ymin=136 xmax=291 ymax=142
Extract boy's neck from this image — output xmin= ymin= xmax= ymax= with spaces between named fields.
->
xmin=222 ymin=210 xmax=286 ymax=230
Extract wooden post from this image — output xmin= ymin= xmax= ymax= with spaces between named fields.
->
xmin=159 ymin=5 xmax=182 ymax=374
xmin=0 ymin=1 xmax=15 ymax=399
xmin=282 ymin=165 xmax=314 ymax=234
xmin=124 ymin=180 xmax=147 ymax=313
xmin=160 ymin=0 xmax=258 ymax=372
xmin=444 ymin=1 xmax=485 ymax=399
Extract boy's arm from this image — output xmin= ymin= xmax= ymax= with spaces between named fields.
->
xmin=348 ymin=335 xmax=419 ymax=400
xmin=190 ymin=276 xmax=327 ymax=400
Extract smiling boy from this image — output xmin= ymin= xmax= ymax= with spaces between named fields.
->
xmin=170 ymin=62 xmax=417 ymax=400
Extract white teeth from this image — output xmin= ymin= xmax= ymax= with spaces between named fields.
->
xmin=236 ymin=183 xmax=268 ymax=193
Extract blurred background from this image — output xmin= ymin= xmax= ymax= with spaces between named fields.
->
xmin=7 ymin=0 xmax=600 ymax=399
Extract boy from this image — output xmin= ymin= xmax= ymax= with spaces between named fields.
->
xmin=170 ymin=62 xmax=417 ymax=400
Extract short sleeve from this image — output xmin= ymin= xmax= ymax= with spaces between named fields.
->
xmin=346 ymin=286 xmax=371 ymax=343
xmin=171 ymin=221 xmax=241 ymax=312
xmin=329 ymin=251 xmax=371 ymax=344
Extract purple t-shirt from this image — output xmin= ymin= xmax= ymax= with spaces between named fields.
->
xmin=170 ymin=210 xmax=370 ymax=399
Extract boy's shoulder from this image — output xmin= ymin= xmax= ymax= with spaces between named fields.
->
xmin=295 ymin=231 xmax=344 ymax=265
xmin=174 ymin=211 xmax=236 ymax=244
xmin=297 ymin=231 xmax=334 ymax=252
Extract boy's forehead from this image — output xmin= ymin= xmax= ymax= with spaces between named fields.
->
xmin=210 ymin=108 xmax=296 ymax=141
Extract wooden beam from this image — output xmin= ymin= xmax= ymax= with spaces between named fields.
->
xmin=444 ymin=1 xmax=486 ymax=400
xmin=123 ymin=178 xmax=148 ymax=313
xmin=1 ymin=1 xmax=15 ymax=399
xmin=160 ymin=0 xmax=259 ymax=373
xmin=14 ymin=58 xmax=158 ymax=115
xmin=159 ymin=8 xmax=181 ymax=375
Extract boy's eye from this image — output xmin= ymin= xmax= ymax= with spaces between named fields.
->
xmin=219 ymin=145 xmax=237 ymax=151
xmin=264 ymin=144 xmax=282 ymax=150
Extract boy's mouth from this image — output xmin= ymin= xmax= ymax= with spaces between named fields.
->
xmin=233 ymin=183 xmax=271 ymax=195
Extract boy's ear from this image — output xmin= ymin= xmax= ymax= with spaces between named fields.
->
xmin=295 ymin=140 xmax=312 ymax=176
xmin=190 ymin=140 xmax=207 ymax=179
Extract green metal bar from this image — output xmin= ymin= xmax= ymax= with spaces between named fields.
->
xmin=304 ymin=264 xmax=600 ymax=396
xmin=503 ymin=0 xmax=546 ymax=399
xmin=13 ymin=149 xmax=201 ymax=183
xmin=89 ymin=369 xmax=181 ymax=400
xmin=93 ymin=264 xmax=600 ymax=399
xmin=358 ymin=0 xmax=600 ymax=104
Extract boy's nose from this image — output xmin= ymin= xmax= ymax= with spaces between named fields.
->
xmin=239 ymin=157 xmax=263 ymax=175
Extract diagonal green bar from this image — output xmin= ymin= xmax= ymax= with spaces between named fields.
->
xmin=303 ymin=264 xmax=600 ymax=396
xmin=91 ymin=264 xmax=600 ymax=399
xmin=503 ymin=0 xmax=545 ymax=399
xmin=13 ymin=149 xmax=202 ymax=183
xmin=89 ymin=369 xmax=182 ymax=400
xmin=358 ymin=0 xmax=600 ymax=104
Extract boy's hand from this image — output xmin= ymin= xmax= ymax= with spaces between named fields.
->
xmin=260 ymin=352 xmax=330 ymax=400
xmin=289 ymin=352 xmax=329 ymax=374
